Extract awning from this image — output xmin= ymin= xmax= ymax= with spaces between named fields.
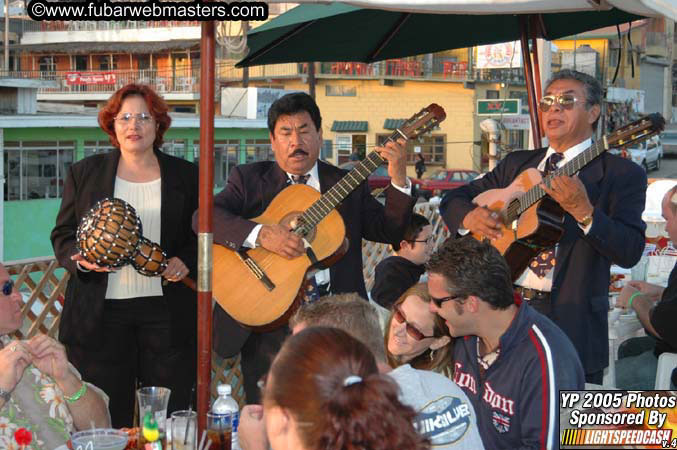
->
xmin=14 ymin=40 xmax=200 ymax=54
xmin=383 ymin=118 xmax=406 ymax=130
xmin=331 ymin=120 xmax=368 ymax=132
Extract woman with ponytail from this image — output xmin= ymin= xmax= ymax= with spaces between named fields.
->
xmin=262 ymin=326 xmax=429 ymax=450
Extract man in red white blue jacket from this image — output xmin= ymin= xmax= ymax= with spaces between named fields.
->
xmin=427 ymin=237 xmax=584 ymax=449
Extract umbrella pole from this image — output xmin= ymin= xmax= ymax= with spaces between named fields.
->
xmin=520 ymin=16 xmax=542 ymax=148
xmin=530 ymin=35 xmax=543 ymax=138
xmin=197 ymin=20 xmax=216 ymax=436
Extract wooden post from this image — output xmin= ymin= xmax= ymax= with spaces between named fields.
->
xmin=197 ymin=20 xmax=215 ymax=436
xmin=520 ymin=17 xmax=542 ymax=148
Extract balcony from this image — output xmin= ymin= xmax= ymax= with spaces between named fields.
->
xmin=217 ymin=60 xmax=525 ymax=85
xmin=0 ymin=65 xmax=203 ymax=99
xmin=19 ymin=20 xmax=201 ymax=34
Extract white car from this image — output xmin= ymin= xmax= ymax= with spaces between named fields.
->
xmin=626 ymin=135 xmax=662 ymax=172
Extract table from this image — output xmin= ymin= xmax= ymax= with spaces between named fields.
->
xmin=603 ymin=300 xmax=645 ymax=388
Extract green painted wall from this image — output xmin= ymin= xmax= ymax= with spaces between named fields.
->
xmin=4 ymin=198 xmax=62 ymax=261
xmin=3 ymin=125 xmax=269 ymax=262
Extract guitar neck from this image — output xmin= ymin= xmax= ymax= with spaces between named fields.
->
xmin=295 ymin=132 xmax=404 ymax=235
xmin=511 ymin=138 xmax=608 ymax=219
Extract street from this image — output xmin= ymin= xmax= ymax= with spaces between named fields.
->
xmin=653 ymin=155 xmax=677 ymax=179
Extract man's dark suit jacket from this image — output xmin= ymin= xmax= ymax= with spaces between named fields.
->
xmin=51 ymin=149 xmax=199 ymax=349
xmin=441 ymin=148 xmax=646 ymax=374
xmin=201 ymin=160 xmax=416 ymax=357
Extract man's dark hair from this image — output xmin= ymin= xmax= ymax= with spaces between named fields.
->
xmin=393 ymin=213 xmax=430 ymax=251
xmin=426 ymin=236 xmax=514 ymax=309
xmin=267 ymin=92 xmax=322 ymax=133
xmin=545 ymin=69 xmax=602 ymax=131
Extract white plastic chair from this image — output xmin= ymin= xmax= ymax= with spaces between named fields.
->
xmin=655 ymin=352 xmax=677 ymax=389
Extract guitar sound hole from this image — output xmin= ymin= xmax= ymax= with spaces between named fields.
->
xmin=280 ymin=211 xmax=317 ymax=243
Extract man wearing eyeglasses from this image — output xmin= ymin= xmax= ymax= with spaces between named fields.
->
xmin=440 ymin=69 xmax=646 ymax=385
xmin=427 ymin=237 xmax=584 ymax=450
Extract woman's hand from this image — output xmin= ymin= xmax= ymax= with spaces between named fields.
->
xmin=26 ymin=334 xmax=73 ymax=385
xmin=0 ymin=341 xmax=32 ymax=393
xmin=70 ymin=254 xmax=115 ymax=273
xmin=161 ymin=257 xmax=189 ymax=282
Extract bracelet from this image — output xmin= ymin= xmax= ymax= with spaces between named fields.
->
xmin=627 ymin=292 xmax=642 ymax=309
xmin=64 ymin=382 xmax=87 ymax=403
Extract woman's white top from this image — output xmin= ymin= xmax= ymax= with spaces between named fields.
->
xmin=105 ymin=176 xmax=163 ymax=299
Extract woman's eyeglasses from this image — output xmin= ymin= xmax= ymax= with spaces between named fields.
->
xmin=538 ymin=94 xmax=580 ymax=112
xmin=2 ymin=279 xmax=14 ymax=296
xmin=393 ymin=305 xmax=436 ymax=341
xmin=114 ymin=112 xmax=154 ymax=126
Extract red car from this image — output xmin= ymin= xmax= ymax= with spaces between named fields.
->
xmin=338 ymin=162 xmax=423 ymax=194
xmin=418 ymin=169 xmax=480 ymax=199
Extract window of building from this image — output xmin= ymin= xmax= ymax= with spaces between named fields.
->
xmin=194 ymin=139 xmax=241 ymax=187
xmin=335 ymin=135 xmax=353 ymax=165
xmin=377 ymin=134 xmax=446 ymax=165
xmin=98 ymin=55 xmax=118 ymax=71
xmin=38 ymin=56 xmax=56 ymax=80
xmin=161 ymin=139 xmax=186 ymax=159
xmin=325 ymin=85 xmax=357 ymax=97
xmin=486 ymin=90 xmax=500 ymax=99
xmin=83 ymin=140 xmax=114 ymax=158
xmin=245 ymin=139 xmax=272 ymax=163
xmin=3 ymin=141 xmax=75 ymax=201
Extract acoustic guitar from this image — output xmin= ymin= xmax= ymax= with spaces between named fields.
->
xmin=212 ymin=104 xmax=447 ymax=328
xmin=472 ymin=113 xmax=665 ymax=281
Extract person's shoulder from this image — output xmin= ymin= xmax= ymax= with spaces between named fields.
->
xmin=602 ymin=152 xmax=648 ymax=177
xmin=524 ymin=309 xmax=581 ymax=364
xmin=389 ymin=365 xmax=466 ymax=398
xmin=71 ymin=152 xmax=109 ymax=171
xmin=389 ymin=366 xmax=483 ymax=449
xmin=376 ymin=255 xmax=408 ymax=269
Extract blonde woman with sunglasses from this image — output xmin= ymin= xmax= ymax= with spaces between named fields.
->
xmin=385 ymin=283 xmax=453 ymax=377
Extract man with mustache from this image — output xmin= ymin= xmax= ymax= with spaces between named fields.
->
xmin=441 ymin=69 xmax=646 ymax=385
xmin=197 ymin=92 xmax=416 ymax=402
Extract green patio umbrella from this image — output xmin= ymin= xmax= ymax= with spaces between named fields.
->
xmin=236 ymin=2 xmax=643 ymax=67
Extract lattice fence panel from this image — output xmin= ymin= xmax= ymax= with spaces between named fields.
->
xmin=6 ymin=257 xmax=245 ymax=406
xmin=7 ymin=258 xmax=67 ymax=339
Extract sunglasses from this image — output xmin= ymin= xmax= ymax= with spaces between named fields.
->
xmin=538 ymin=94 xmax=580 ymax=112
xmin=393 ymin=305 xmax=437 ymax=341
xmin=430 ymin=294 xmax=463 ymax=309
xmin=2 ymin=279 xmax=14 ymax=296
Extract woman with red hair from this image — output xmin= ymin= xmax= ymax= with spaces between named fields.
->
xmin=51 ymin=84 xmax=198 ymax=427
xmin=263 ymin=326 xmax=430 ymax=450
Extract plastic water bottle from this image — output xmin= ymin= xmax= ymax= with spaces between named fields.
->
xmin=212 ymin=383 xmax=240 ymax=450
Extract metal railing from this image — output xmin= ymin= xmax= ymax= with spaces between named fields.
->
xmin=20 ymin=19 xmax=201 ymax=34
xmin=217 ymin=60 xmax=525 ymax=84
xmin=0 ymin=65 xmax=204 ymax=94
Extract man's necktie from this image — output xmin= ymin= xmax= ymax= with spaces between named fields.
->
xmin=291 ymin=173 xmax=319 ymax=302
xmin=292 ymin=174 xmax=310 ymax=184
xmin=529 ymin=152 xmax=564 ymax=278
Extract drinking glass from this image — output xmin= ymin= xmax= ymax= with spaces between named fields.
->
xmin=136 ymin=386 xmax=171 ymax=450
xmin=206 ymin=411 xmax=233 ymax=450
xmin=171 ymin=410 xmax=197 ymax=450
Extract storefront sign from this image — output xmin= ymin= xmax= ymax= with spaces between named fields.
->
xmin=477 ymin=99 xmax=520 ymax=115
xmin=65 ymin=72 xmax=116 ymax=85
xmin=501 ymin=114 xmax=531 ymax=130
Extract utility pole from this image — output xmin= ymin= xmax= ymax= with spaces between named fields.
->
xmin=4 ymin=0 xmax=9 ymax=71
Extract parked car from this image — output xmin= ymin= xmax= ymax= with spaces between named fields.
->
xmin=417 ymin=169 xmax=480 ymax=199
xmin=338 ymin=161 xmax=423 ymax=195
xmin=616 ymin=135 xmax=662 ymax=172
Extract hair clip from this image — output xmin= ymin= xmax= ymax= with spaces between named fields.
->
xmin=343 ymin=375 xmax=362 ymax=387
